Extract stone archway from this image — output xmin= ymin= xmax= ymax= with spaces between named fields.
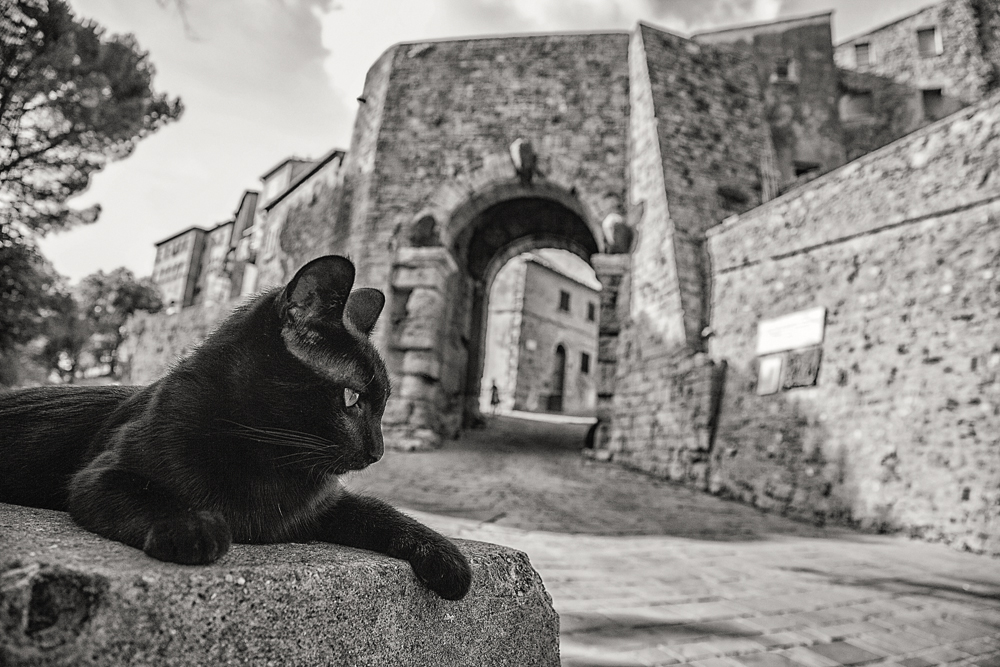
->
xmin=382 ymin=179 xmax=631 ymax=451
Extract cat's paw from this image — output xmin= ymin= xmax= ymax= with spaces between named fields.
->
xmin=410 ymin=538 xmax=473 ymax=600
xmin=144 ymin=511 xmax=232 ymax=565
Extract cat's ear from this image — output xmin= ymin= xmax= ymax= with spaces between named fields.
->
xmin=282 ymin=255 xmax=356 ymax=323
xmin=344 ymin=288 xmax=385 ymax=336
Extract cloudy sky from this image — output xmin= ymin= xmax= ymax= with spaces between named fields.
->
xmin=40 ymin=0 xmax=934 ymax=282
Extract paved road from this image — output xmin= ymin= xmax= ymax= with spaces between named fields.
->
xmin=347 ymin=415 xmax=1000 ymax=667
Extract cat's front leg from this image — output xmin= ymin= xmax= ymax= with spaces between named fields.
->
xmin=311 ymin=492 xmax=472 ymax=600
xmin=68 ymin=451 xmax=231 ymax=565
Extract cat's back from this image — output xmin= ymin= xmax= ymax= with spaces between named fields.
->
xmin=0 ymin=384 xmax=142 ymax=510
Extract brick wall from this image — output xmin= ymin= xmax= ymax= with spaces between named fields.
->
xmin=706 ymin=93 xmax=1000 ymax=552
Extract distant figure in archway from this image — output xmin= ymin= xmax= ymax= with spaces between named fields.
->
xmin=490 ymin=380 xmax=501 ymax=416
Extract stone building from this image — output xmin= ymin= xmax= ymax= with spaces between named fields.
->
xmin=693 ymin=12 xmax=846 ymax=190
xmin=481 ymin=253 xmax=600 ymax=416
xmin=150 ymin=190 xmax=261 ymax=310
xmin=151 ymin=226 xmax=207 ymax=309
xmin=128 ymin=0 xmax=1000 ymax=554
xmin=834 ymin=0 xmax=1000 ymax=159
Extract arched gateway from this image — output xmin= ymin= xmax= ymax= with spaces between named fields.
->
xmin=381 ymin=176 xmax=630 ymax=450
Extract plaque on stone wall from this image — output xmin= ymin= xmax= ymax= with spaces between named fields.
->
xmin=782 ymin=346 xmax=823 ymax=389
xmin=756 ymin=355 xmax=783 ymax=396
xmin=756 ymin=307 xmax=826 ymax=356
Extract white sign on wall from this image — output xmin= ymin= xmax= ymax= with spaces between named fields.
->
xmin=756 ymin=307 xmax=827 ymax=356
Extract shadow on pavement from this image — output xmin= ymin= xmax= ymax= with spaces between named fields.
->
xmin=349 ymin=414 xmax=855 ymax=542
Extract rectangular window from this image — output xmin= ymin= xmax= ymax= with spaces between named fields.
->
xmin=854 ymin=43 xmax=871 ymax=67
xmin=922 ymin=88 xmax=945 ymax=121
xmin=558 ymin=290 xmax=570 ymax=312
xmin=580 ymin=352 xmax=590 ymax=374
xmin=771 ymin=58 xmax=797 ymax=83
xmin=917 ymin=27 xmax=940 ymax=58
xmin=587 ymin=302 xmax=596 ymax=322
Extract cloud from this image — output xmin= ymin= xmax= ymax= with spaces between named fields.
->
xmin=314 ymin=0 xmax=789 ymax=109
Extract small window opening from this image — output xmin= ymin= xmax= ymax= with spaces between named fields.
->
xmin=922 ymin=88 xmax=945 ymax=121
xmin=587 ymin=302 xmax=596 ymax=322
xmin=917 ymin=27 xmax=941 ymax=58
xmin=581 ymin=352 xmax=591 ymax=374
xmin=558 ymin=290 xmax=570 ymax=312
xmin=855 ymin=42 xmax=872 ymax=67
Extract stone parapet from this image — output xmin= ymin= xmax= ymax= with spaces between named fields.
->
xmin=0 ymin=504 xmax=559 ymax=667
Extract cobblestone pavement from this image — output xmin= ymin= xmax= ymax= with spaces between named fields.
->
xmin=347 ymin=415 xmax=1000 ymax=666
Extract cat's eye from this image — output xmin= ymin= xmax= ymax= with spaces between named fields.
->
xmin=344 ymin=388 xmax=360 ymax=408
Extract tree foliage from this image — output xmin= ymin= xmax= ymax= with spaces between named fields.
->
xmin=76 ymin=267 xmax=162 ymax=376
xmin=0 ymin=0 xmax=184 ymax=235
xmin=0 ymin=223 xmax=68 ymax=351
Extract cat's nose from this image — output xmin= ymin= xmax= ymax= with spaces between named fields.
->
xmin=368 ymin=431 xmax=384 ymax=464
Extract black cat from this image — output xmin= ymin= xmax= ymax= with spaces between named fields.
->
xmin=0 ymin=255 xmax=472 ymax=600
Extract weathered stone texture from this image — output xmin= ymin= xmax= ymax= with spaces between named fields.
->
xmin=609 ymin=25 xmax=774 ymax=473
xmin=695 ymin=13 xmax=847 ymax=188
xmin=706 ymin=93 xmax=1000 ymax=551
xmin=710 ymin=92 xmax=1000 ymax=272
xmin=834 ymin=0 xmax=995 ymax=104
xmin=641 ymin=23 xmax=773 ymax=347
xmin=120 ymin=303 xmax=234 ymax=385
xmin=837 ymin=68 xmax=927 ymax=162
xmin=255 ymin=152 xmax=348 ymax=291
xmin=0 ymin=504 xmax=559 ymax=667
xmin=345 ymin=32 xmax=631 ymax=296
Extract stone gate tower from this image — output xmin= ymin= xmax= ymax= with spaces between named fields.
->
xmin=260 ymin=21 xmax=809 ymax=450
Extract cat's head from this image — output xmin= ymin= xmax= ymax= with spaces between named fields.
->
xmin=272 ymin=255 xmax=390 ymax=475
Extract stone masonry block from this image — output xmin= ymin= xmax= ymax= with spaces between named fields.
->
xmin=401 ymin=350 xmax=442 ymax=380
xmin=0 ymin=504 xmax=559 ymax=667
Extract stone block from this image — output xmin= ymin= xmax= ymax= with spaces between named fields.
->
xmin=401 ymin=350 xmax=442 ymax=380
xmin=0 ymin=504 xmax=559 ymax=667
xmin=392 ymin=266 xmax=451 ymax=292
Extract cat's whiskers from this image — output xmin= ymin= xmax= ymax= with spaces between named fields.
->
xmin=217 ymin=419 xmax=334 ymax=452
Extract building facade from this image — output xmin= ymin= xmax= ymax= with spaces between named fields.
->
xmin=152 ymin=226 xmax=207 ymax=309
xmin=834 ymin=0 xmax=1000 ymax=159
xmin=481 ymin=254 xmax=600 ymax=416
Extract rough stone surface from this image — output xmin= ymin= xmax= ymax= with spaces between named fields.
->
xmin=0 ymin=503 xmax=559 ymax=667
xmin=695 ymin=12 xmax=847 ymax=188
xmin=705 ymin=93 xmax=1000 ymax=551
xmin=120 ymin=304 xmax=233 ymax=385
xmin=834 ymin=0 xmax=996 ymax=105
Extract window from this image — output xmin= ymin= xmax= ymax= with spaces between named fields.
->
xmin=922 ymin=88 xmax=945 ymax=121
xmin=839 ymin=92 xmax=873 ymax=121
xmin=558 ymin=290 xmax=570 ymax=312
xmin=771 ymin=58 xmax=798 ymax=83
xmin=854 ymin=43 xmax=872 ymax=67
xmin=580 ymin=352 xmax=591 ymax=374
xmin=917 ymin=27 xmax=941 ymax=58
xmin=587 ymin=302 xmax=596 ymax=322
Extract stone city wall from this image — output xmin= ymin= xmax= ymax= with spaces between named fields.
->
xmin=121 ymin=302 xmax=234 ymax=385
xmin=704 ymin=93 xmax=1000 ymax=552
